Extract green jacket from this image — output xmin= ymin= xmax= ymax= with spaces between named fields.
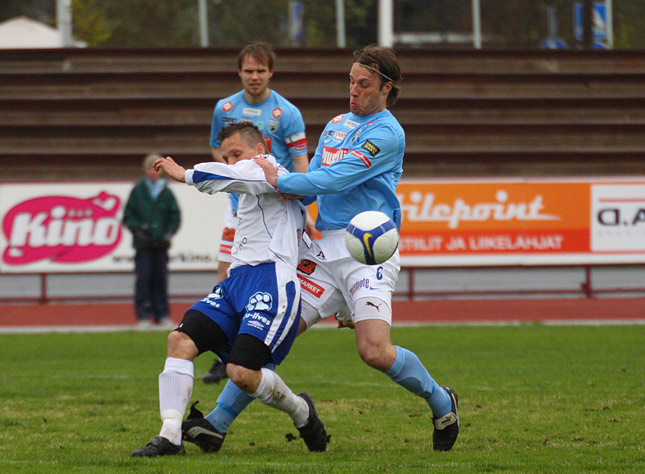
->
xmin=123 ymin=179 xmax=180 ymax=250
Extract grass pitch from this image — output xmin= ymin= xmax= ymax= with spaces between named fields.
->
xmin=0 ymin=324 xmax=643 ymax=473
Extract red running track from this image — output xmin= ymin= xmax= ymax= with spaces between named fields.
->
xmin=1 ymin=298 xmax=643 ymax=329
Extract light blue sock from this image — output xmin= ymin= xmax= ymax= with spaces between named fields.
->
xmin=204 ymin=362 xmax=276 ymax=433
xmin=205 ymin=379 xmax=254 ymax=433
xmin=386 ymin=345 xmax=452 ymax=417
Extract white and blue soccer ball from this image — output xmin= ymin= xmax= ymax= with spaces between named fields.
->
xmin=345 ymin=211 xmax=399 ymax=265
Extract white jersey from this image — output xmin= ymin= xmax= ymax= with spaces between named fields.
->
xmin=185 ymin=155 xmax=307 ymax=270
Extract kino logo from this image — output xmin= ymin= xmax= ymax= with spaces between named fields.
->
xmin=2 ymin=192 xmax=122 ymax=265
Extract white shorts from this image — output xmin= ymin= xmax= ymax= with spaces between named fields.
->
xmin=218 ymin=203 xmax=238 ymax=264
xmin=297 ymin=229 xmax=400 ymax=327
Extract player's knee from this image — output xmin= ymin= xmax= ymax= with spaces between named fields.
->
xmin=226 ymin=363 xmax=253 ymax=390
xmin=297 ymin=317 xmax=308 ymax=336
xmin=357 ymin=341 xmax=392 ymax=372
xmin=167 ymin=330 xmax=198 ymax=359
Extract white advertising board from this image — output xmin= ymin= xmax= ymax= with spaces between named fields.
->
xmin=0 ymin=181 xmax=227 ymax=273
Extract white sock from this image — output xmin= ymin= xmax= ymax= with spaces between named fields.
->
xmin=251 ymin=368 xmax=309 ymax=427
xmin=158 ymin=357 xmax=194 ymax=445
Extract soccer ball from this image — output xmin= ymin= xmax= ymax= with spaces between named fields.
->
xmin=345 ymin=211 xmax=399 ymax=265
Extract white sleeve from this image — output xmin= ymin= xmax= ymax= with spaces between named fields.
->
xmin=186 ymin=156 xmax=282 ymax=195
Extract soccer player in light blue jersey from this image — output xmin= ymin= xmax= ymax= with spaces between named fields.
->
xmin=188 ymin=45 xmax=460 ymax=453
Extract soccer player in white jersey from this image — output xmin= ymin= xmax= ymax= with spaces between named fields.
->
xmin=131 ymin=123 xmax=327 ymax=457
xmin=204 ymin=42 xmax=311 ymax=384
xmin=210 ymin=43 xmax=309 ymax=285
xmin=190 ymin=45 xmax=460 ymax=453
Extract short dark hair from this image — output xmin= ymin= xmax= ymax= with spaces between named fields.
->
xmin=353 ymin=44 xmax=402 ymax=107
xmin=238 ymin=42 xmax=276 ymax=71
xmin=218 ymin=122 xmax=267 ymax=153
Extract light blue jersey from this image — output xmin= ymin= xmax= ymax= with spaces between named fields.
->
xmin=211 ymin=90 xmax=307 ymax=212
xmin=210 ymin=90 xmax=307 ymax=170
xmin=277 ymin=109 xmax=404 ymax=230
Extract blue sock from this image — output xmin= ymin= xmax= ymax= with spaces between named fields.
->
xmin=386 ymin=345 xmax=452 ymax=417
xmin=205 ymin=378 xmax=254 ymax=433
xmin=203 ymin=362 xmax=276 ymax=433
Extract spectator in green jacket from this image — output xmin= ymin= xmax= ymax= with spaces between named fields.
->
xmin=124 ymin=153 xmax=181 ymax=328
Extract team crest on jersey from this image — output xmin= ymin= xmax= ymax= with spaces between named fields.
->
xmin=256 ymin=121 xmax=264 ymax=130
xmin=344 ymin=120 xmax=359 ymax=130
xmin=268 ymin=119 xmax=280 ymax=133
xmin=333 ymin=131 xmax=346 ymax=142
xmin=272 ymin=107 xmax=283 ymax=119
xmin=361 ymin=140 xmax=380 ymax=157
xmin=351 ymin=128 xmax=362 ymax=145
xmin=222 ymin=101 xmax=233 ymax=112
xmin=242 ymin=107 xmax=262 ymax=117
xmin=331 ymin=114 xmax=345 ymax=124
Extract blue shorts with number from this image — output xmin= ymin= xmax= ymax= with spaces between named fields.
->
xmin=188 ymin=262 xmax=301 ymax=366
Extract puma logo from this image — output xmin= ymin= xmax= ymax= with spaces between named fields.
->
xmin=366 ymin=301 xmax=381 ymax=311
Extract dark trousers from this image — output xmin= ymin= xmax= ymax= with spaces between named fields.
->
xmin=134 ymin=248 xmax=169 ymax=321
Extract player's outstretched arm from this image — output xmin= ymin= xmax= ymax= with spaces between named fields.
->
xmin=154 ymin=156 xmax=186 ymax=183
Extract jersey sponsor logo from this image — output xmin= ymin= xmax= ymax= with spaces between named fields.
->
xmin=2 ymin=192 xmax=122 ymax=265
xmin=222 ymin=117 xmax=238 ymax=125
xmin=366 ymin=300 xmax=382 ymax=311
xmin=322 ymin=130 xmax=334 ymax=143
xmin=245 ymin=292 xmax=273 ymax=312
xmin=268 ymin=119 xmax=279 ymax=133
xmin=331 ymin=114 xmax=344 ymax=124
xmin=201 ymin=287 xmax=224 ymax=307
xmin=297 ymin=258 xmax=317 ymax=275
xmin=350 ymin=149 xmax=372 ymax=168
xmin=222 ymin=101 xmax=233 ymax=112
xmin=221 ymin=226 xmax=236 ymax=242
xmin=264 ymin=136 xmax=272 ymax=152
xmin=361 ymin=140 xmax=380 ymax=157
xmin=242 ymin=107 xmax=262 ymax=117
xmin=298 ymin=274 xmax=324 ymax=298
xmin=272 ymin=107 xmax=283 ymax=119
xmin=322 ymin=146 xmax=348 ymax=166
xmin=244 ymin=312 xmax=272 ymax=331
xmin=256 ymin=121 xmax=264 ymax=130
xmin=333 ymin=131 xmax=346 ymax=142
xmin=344 ymin=120 xmax=359 ymax=130
xmin=349 ymin=277 xmax=371 ymax=297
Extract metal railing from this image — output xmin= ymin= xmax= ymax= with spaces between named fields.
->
xmin=2 ymin=264 xmax=644 ymax=305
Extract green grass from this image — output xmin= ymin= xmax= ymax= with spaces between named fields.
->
xmin=0 ymin=324 xmax=643 ymax=473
